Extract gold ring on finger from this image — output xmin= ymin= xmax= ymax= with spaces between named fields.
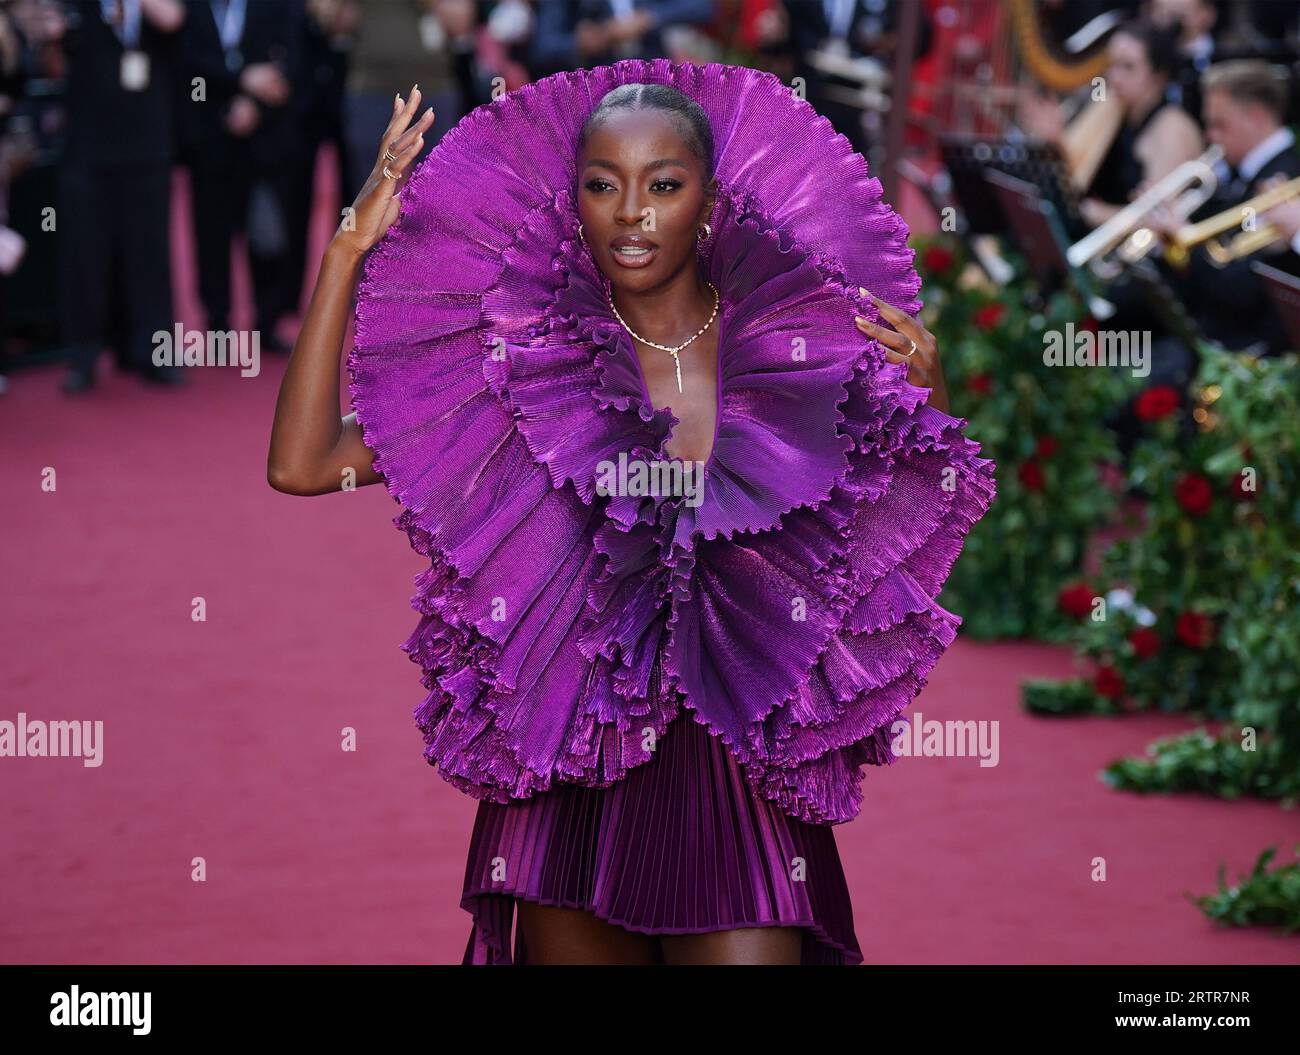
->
xmin=903 ymin=337 xmax=917 ymax=358
xmin=382 ymin=164 xmax=398 ymax=180
xmin=383 ymin=148 xmax=398 ymax=162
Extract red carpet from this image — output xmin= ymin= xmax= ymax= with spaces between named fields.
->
xmin=2 ymin=157 xmax=1295 ymax=965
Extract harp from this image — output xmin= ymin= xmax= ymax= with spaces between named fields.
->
xmin=1007 ymin=0 xmax=1128 ymax=192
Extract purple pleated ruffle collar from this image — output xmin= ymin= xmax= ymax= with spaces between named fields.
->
xmin=348 ymin=59 xmax=997 ymax=824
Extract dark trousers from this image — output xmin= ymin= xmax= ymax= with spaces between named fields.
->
xmin=188 ymin=148 xmax=295 ymax=333
xmin=280 ymin=134 xmax=341 ymax=324
xmin=58 ymin=161 xmax=174 ymax=376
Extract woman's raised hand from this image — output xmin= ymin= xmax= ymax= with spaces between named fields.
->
xmin=854 ymin=289 xmax=950 ymax=415
xmin=333 ymin=85 xmax=436 ymax=259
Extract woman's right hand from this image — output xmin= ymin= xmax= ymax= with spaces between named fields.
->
xmin=332 ymin=85 xmax=436 ymax=259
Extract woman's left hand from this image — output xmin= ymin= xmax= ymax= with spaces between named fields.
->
xmin=854 ymin=289 xmax=950 ymax=415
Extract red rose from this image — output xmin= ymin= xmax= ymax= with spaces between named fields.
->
xmin=1034 ymin=435 xmax=1059 ymax=459
xmin=1174 ymin=472 xmax=1214 ymax=517
xmin=1231 ymin=470 xmax=1257 ymax=502
xmin=1175 ymin=611 xmax=1216 ymax=649
xmin=972 ymin=303 xmax=1006 ymax=330
xmin=1129 ymin=627 xmax=1161 ymax=660
xmin=923 ymin=245 xmax=955 ymax=275
xmin=1057 ymin=582 xmax=1096 ymax=619
xmin=967 ymin=373 xmax=994 ymax=396
xmin=1018 ymin=460 xmax=1045 ymax=490
xmin=1094 ymin=664 xmax=1125 ymax=699
xmin=1134 ymin=386 xmax=1180 ymax=421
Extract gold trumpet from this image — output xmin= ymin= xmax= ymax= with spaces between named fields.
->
xmin=1163 ymin=174 xmax=1300 ymax=268
xmin=1066 ymin=145 xmax=1224 ymax=280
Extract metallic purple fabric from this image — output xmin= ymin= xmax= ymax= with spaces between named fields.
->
xmin=462 ymin=688 xmax=862 ymax=963
xmin=348 ymin=59 xmax=997 ymax=828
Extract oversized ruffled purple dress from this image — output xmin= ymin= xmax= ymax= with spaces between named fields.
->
xmin=347 ymin=59 xmax=997 ymax=964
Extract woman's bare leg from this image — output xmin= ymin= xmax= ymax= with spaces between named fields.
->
xmin=515 ymin=901 xmax=662 ymax=965
xmin=659 ymin=926 xmax=803 ymax=965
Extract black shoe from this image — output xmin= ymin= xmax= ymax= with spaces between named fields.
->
xmin=61 ymin=368 xmax=96 ymax=393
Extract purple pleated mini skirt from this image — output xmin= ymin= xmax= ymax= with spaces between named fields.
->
xmin=459 ymin=657 xmax=864 ymax=965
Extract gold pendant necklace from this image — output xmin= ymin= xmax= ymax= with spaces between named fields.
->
xmin=607 ymin=281 xmax=720 ymax=393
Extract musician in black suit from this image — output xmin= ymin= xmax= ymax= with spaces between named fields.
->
xmin=179 ymin=0 xmax=302 ymax=350
xmin=1155 ymin=60 xmax=1300 ymax=356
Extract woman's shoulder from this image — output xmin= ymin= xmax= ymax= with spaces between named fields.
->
xmin=1146 ymin=102 xmax=1202 ymax=142
xmin=1136 ymin=104 xmax=1203 ymax=173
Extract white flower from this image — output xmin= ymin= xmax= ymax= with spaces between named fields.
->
xmin=1106 ymin=588 xmax=1135 ymax=612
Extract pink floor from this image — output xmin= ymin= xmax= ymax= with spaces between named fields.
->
xmin=1 ymin=157 xmax=1296 ymax=965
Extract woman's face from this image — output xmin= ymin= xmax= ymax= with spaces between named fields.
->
xmin=1106 ymin=32 xmax=1161 ymax=106
xmin=577 ymin=108 xmax=714 ymax=296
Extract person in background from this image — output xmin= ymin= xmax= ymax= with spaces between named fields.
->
xmin=341 ymin=0 xmax=453 ymax=202
xmin=436 ymin=0 xmax=530 ymax=115
xmin=779 ymin=1 xmax=932 ymax=158
xmin=179 ymin=0 xmax=300 ymax=354
xmin=1149 ymin=0 xmax=1224 ymax=124
xmin=1022 ymin=18 xmax=1204 ymax=230
xmin=280 ymin=0 xmax=356 ymax=327
xmin=1152 ymin=60 xmax=1300 ymax=356
xmin=55 ymin=0 xmax=187 ymax=393
xmin=528 ymin=0 xmax=715 ymax=80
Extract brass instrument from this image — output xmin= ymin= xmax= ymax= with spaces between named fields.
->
xmin=1164 ymin=175 xmax=1300 ymax=268
xmin=1066 ymin=145 xmax=1225 ymax=279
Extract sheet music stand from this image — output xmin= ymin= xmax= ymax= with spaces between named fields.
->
xmin=983 ymin=169 xmax=1074 ymax=288
xmin=982 ymin=168 xmax=1118 ymax=319
xmin=939 ymin=135 xmax=1083 ymax=238
xmin=1252 ymin=260 xmax=1300 ymax=352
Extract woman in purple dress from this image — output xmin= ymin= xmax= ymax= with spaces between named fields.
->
xmin=268 ymin=61 xmax=995 ymax=965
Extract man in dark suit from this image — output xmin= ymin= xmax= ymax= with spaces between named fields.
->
xmin=56 ymin=0 xmax=188 ymax=392
xmin=179 ymin=0 xmax=301 ymax=351
xmin=1163 ymin=60 xmax=1300 ymax=356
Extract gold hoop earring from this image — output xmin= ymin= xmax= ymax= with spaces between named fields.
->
xmin=578 ymin=223 xmax=586 ymax=246
xmin=696 ymin=223 xmax=712 ymax=242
